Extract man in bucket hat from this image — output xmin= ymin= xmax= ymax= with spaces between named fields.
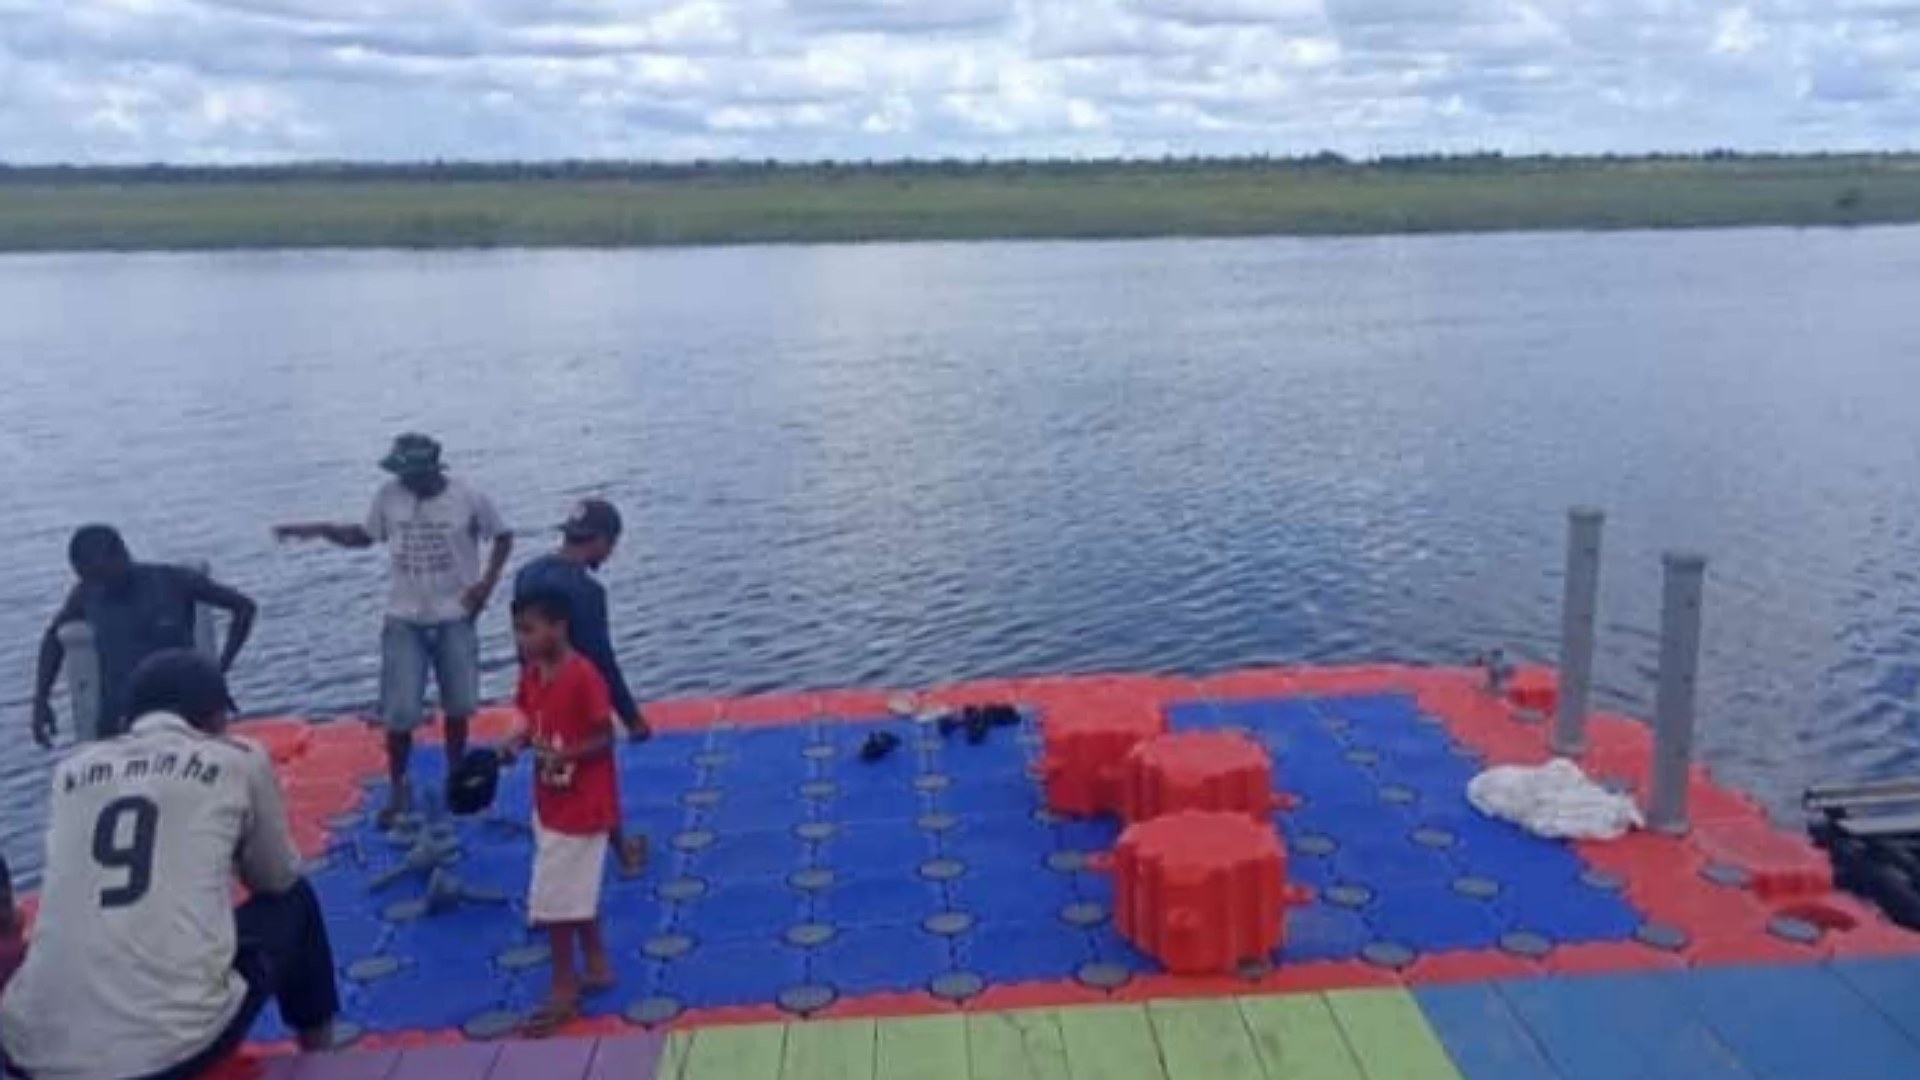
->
xmin=275 ymin=433 xmax=513 ymax=825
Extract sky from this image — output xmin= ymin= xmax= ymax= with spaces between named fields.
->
xmin=1 ymin=1 xmax=1917 ymax=164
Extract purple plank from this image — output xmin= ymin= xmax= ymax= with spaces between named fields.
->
xmin=282 ymin=1050 xmax=401 ymax=1080
xmin=386 ymin=1044 xmax=503 ymax=1080
xmin=489 ymin=1039 xmax=599 ymax=1080
xmin=585 ymin=1035 xmax=666 ymax=1080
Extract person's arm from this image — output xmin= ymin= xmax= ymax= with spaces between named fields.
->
xmin=184 ymin=572 xmax=258 ymax=674
xmin=272 ymin=523 xmax=374 ymax=548
xmin=461 ymin=494 xmax=514 ymax=616
xmin=31 ymin=587 xmax=84 ymax=748
xmin=575 ymin=581 xmax=644 ymax=736
xmin=236 ymin=750 xmax=304 ymax=896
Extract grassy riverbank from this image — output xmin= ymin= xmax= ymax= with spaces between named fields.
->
xmin=3 ymin=155 xmax=1918 ymax=251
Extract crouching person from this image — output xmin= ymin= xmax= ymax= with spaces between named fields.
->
xmin=0 ymin=650 xmax=340 ymax=1080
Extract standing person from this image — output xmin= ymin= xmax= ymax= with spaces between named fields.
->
xmin=274 ymin=433 xmax=512 ymax=825
xmin=503 ymin=590 xmax=624 ymax=1037
xmin=0 ymin=650 xmax=341 ymax=1080
xmin=30 ymin=525 xmax=258 ymax=747
xmin=515 ymin=499 xmax=650 ymax=875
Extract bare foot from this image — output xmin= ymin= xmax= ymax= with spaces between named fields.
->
xmin=617 ymin=834 xmax=649 ymax=879
xmin=376 ymin=782 xmax=412 ymax=830
xmin=582 ymin=966 xmax=616 ymax=997
xmin=521 ymin=996 xmax=579 ymax=1039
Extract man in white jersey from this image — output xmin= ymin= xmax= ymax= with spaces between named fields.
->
xmin=0 ymin=651 xmax=340 ymax=1080
xmin=275 ymin=433 xmax=513 ymax=826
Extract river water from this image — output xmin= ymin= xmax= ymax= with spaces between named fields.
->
xmin=5 ymin=229 xmax=1920 ymax=880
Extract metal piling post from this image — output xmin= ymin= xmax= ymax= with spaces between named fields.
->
xmin=1647 ymin=552 xmax=1708 ymax=834
xmin=1553 ymin=507 xmax=1604 ymax=756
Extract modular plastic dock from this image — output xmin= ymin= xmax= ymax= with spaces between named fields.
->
xmin=41 ymin=664 xmax=1920 ymax=1079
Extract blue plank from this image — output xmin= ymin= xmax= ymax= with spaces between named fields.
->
xmin=1677 ymin=963 xmax=1920 ymax=1080
xmin=1832 ymin=957 xmax=1920 ymax=1046
xmin=1415 ymin=982 xmax=1566 ymax=1080
xmin=1499 ymin=973 xmax=1755 ymax=1080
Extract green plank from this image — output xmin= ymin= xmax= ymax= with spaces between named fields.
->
xmin=1238 ymin=995 xmax=1366 ymax=1080
xmin=1325 ymin=990 xmax=1465 ymax=1080
xmin=966 ymin=1009 xmax=1072 ymax=1080
xmin=659 ymin=1032 xmax=693 ymax=1080
xmin=781 ymin=1019 xmax=876 ymax=1080
xmin=681 ymin=1022 xmax=787 ymax=1080
xmin=1148 ymin=999 xmax=1266 ymax=1079
xmin=875 ymin=1015 xmax=969 ymax=1080
xmin=1057 ymin=1004 xmax=1169 ymax=1080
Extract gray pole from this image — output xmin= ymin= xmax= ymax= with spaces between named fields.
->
xmin=1553 ymin=507 xmax=1605 ymax=756
xmin=57 ymin=621 xmax=102 ymax=743
xmin=1647 ymin=552 xmax=1708 ymax=835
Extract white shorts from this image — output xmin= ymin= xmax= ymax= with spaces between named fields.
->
xmin=528 ymin=821 xmax=609 ymax=925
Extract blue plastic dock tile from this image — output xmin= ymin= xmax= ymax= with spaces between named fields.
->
xmin=1416 ymin=983 xmax=1568 ymax=1080
xmin=939 ymin=780 xmax=1042 ymax=818
xmin=1084 ymin=924 xmax=1161 ymax=973
xmin=393 ymin=906 xmax=529 ymax=964
xmin=1166 ymin=702 xmax=1222 ymax=730
xmin=812 ymin=925 xmax=952 ymax=995
xmin=1499 ymin=972 xmax=1759 ymax=1080
xmin=323 ymin=915 xmax=392 ymax=960
xmin=956 ymin=921 xmax=1093 ymax=985
xmin=1676 ymin=963 xmax=1920 ymax=1080
xmin=679 ymin=878 xmax=807 ymax=942
xmin=946 ymin=871 xmax=1077 ymax=923
xmin=815 ymin=823 xmax=937 ymax=873
xmin=1832 ymin=958 xmax=1920 ymax=1045
xmin=1053 ymin=818 xmax=1122 ymax=852
xmin=697 ymin=828 xmax=806 ymax=881
xmin=827 ymin=785 xmax=925 ymax=824
xmin=811 ymin=873 xmax=945 ymax=927
xmin=941 ymin=821 xmax=1056 ymax=872
xmin=663 ymin=940 xmax=809 ymax=1009
xmin=1331 ymin=831 xmax=1457 ymax=889
xmin=1365 ymin=885 xmax=1503 ymax=952
xmin=1326 ymin=694 xmax=1424 ymax=727
xmin=1279 ymin=903 xmax=1371 ymax=963
xmin=1494 ymin=880 xmax=1640 ymax=942
xmin=354 ymin=962 xmax=505 ymax=1032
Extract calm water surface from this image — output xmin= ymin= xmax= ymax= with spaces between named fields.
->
xmin=5 ymin=230 xmax=1920 ymax=880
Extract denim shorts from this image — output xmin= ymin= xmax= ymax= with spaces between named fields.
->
xmin=379 ymin=618 xmax=480 ymax=733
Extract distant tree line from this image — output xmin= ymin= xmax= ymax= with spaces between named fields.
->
xmin=0 ymin=150 xmax=1914 ymax=186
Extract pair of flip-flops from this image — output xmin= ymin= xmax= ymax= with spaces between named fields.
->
xmin=937 ymin=703 xmax=1023 ymax=744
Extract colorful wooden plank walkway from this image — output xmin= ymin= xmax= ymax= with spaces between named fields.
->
xmin=256 ymin=959 xmax=1920 ymax=1080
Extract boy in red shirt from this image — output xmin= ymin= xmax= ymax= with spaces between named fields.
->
xmin=505 ymin=589 xmax=634 ymax=1036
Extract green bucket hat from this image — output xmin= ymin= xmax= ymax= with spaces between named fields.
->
xmin=380 ymin=433 xmax=445 ymax=477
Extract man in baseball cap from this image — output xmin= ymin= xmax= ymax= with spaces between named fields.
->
xmin=514 ymin=498 xmax=648 ymax=875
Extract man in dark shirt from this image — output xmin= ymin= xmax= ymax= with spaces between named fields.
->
xmin=514 ymin=500 xmax=648 ymax=740
xmin=515 ymin=500 xmax=649 ymax=876
xmin=30 ymin=525 xmax=258 ymax=746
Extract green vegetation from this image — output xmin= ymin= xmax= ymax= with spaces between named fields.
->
xmin=2 ymin=154 xmax=1918 ymax=251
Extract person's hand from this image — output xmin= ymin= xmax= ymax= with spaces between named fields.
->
xmin=31 ymin=699 xmax=56 ymax=749
xmin=461 ymin=578 xmax=496 ymax=617
xmin=272 ymin=525 xmax=312 ymax=543
xmin=624 ymin=713 xmax=653 ymax=743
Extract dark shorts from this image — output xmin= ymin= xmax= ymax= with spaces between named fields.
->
xmin=129 ymin=880 xmax=341 ymax=1080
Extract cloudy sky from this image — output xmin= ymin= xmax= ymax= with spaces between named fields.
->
xmin=1 ymin=1 xmax=1916 ymax=163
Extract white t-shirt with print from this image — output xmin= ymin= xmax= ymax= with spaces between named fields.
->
xmin=365 ymin=477 xmax=507 ymax=624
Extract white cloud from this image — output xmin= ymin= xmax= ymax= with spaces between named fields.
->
xmin=0 ymin=0 xmax=1915 ymax=161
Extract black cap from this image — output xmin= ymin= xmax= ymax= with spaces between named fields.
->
xmin=126 ymin=649 xmax=237 ymax=727
xmin=448 ymin=748 xmax=501 ymax=816
xmin=560 ymin=498 xmax=623 ymax=543
xmin=379 ymin=433 xmax=445 ymax=477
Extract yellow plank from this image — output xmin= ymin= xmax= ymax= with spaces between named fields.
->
xmin=1056 ymin=1004 xmax=1169 ymax=1080
xmin=966 ymin=1009 xmax=1072 ymax=1080
xmin=875 ymin=1015 xmax=969 ymax=1080
xmin=781 ymin=1018 xmax=877 ymax=1080
xmin=1238 ymin=995 xmax=1366 ymax=1080
xmin=681 ymin=1021 xmax=787 ymax=1080
xmin=1148 ymin=999 xmax=1267 ymax=1079
xmin=1325 ymin=990 xmax=1465 ymax=1080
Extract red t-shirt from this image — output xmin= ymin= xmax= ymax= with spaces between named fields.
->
xmin=516 ymin=653 xmax=619 ymax=836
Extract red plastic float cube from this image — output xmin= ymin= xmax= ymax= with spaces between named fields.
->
xmin=1108 ymin=810 xmax=1309 ymax=975
xmin=1040 ymin=698 xmax=1167 ymax=817
xmin=1118 ymin=732 xmax=1291 ymax=823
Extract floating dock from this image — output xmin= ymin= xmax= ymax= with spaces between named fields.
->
xmin=37 ymin=664 xmax=1920 ymax=1079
